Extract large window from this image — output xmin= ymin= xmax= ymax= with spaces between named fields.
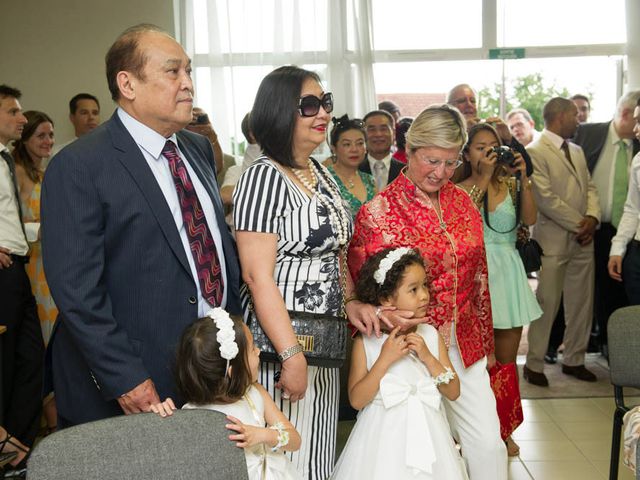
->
xmin=497 ymin=0 xmax=626 ymax=47
xmin=180 ymin=0 xmax=629 ymax=152
xmin=371 ymin=1 xmax=482 ymax=50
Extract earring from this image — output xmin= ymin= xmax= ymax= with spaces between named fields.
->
xmin=331 ymin=153 xmax=337 ymax=164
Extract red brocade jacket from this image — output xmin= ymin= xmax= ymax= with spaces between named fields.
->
xmin=348 ymin=172 xmax=494 ymax=368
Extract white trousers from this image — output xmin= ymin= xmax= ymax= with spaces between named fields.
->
xmin=443 ymin=344 xmax=508 ymax=480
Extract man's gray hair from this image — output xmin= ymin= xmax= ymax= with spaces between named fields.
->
xmin=616 ymin=90 xmax=640 ymax=116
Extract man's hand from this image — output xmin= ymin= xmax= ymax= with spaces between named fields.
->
xmin=117 ymin=378 xmax=160 ymax=415
xmin=608 ymin=255 xmax=623 ymax=282
xmin=575 ymin=216 xmax=598 ymax=245
xmin=0 ymin=246 xmax=12 ymax=269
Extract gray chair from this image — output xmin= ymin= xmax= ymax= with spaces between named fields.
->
xmin=608 ymin=306 xmax=640 ymax=480
xmin=27 ymin=409 xmax=248 ymax=480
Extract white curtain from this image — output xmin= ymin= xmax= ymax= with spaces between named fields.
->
xmin=177 ymin=0 xmax=378 ymax=153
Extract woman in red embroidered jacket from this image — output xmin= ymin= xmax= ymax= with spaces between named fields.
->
xmin=348 ymin=104 xmax=508 ymax=480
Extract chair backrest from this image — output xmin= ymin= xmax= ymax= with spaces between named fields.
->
xmin=27 ymin=409 xmax=249 ymax=480
xmin=608 ymin=306 xmax=640 ymax=389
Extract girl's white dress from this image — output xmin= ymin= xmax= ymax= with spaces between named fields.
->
xmin=183 ymin=384 xmax=301 ymax=480
xmin=332 ymin=324 xmax=468 ymax=480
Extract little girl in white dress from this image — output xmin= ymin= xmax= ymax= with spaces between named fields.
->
xmin=332 ymin=247 xmax=468 ymax=480
xmin=152 ymin=308 xmax=302 ymax=480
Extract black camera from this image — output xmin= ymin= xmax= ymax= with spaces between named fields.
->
xmin=488 ymin=145 xmax=516 ymax=167
xmin=195 ymin=113 xmax=209 ymax=125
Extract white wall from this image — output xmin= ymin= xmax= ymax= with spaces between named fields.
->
xmin=0 ymin=0 xmax=174 ymax=144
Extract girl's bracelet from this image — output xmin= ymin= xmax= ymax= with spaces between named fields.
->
xmin=433 ymin=367 xmax=456 ymax=386
xmin=269 ymin=422 xmax=290 ymax=451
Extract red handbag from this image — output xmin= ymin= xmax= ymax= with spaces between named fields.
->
xmin=489 ymin=361 xmax=524 ymax=440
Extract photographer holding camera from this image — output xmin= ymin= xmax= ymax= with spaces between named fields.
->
xmin=457 ymin=123 xmax=541 ymax=457
xmin=186 ymin=107 xmax=224 ymax=174
xmin=447 ymin=84 xmax=533 ymax=178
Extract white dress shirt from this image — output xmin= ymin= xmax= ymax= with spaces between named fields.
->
xmin=367 ymin=152 xmax=393 ymax=188
xmin=0 ymin=144 xmax=28 ymax=256
xmin=592 ymin=122 xmax=632 ymax=223
xmin=118 ymin=108 xmax=228 ymax=314
xmin=610 ymin=152 xmax=640 ymax=258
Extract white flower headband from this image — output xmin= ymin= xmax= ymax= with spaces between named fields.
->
xmin=206 ymin=307 xmax=239 ymax=376
xmin=373 ymin=247 xmax=413 ymax=285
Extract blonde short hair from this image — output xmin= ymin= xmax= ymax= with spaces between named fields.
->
xmin=406 ymin=104 xmax=468 ymax=152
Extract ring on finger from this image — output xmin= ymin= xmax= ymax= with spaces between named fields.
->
xmin=375 ymin=306 xmax=382 ymax=318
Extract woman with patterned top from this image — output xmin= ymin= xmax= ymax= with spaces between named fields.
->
xmin=348 ymin=104 xmax=508 ymax=480
xmin=326 ymin=114 xmax=375 ymax=218
xmin=233 ymin=66 xmax=378 ymax=480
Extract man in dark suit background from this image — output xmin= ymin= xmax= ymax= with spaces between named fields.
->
xmin=41 ymin=24 xmax=241 ymax=427
xmin=572 ymin=90 xmax=640 ymax=356
xmin=359 ymin=109 xmax=403 ymax=191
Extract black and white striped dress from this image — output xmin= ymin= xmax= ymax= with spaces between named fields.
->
xmin=233 ymin=156 xmax=353 ymax=480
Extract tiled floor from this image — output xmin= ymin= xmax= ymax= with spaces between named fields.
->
xmin=508 ymin=396 xmax=639 ymax=480
xmin=336 ymin=395 xmax=639 ymax=480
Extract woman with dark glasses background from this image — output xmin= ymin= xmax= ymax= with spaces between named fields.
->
xmin=233 ymin=66 xmax=378 ymax=480
xmin=325 ymin=114 xmax=376 ymax=218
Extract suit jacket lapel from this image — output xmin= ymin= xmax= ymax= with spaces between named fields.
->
xmin=176 ymin=131 xmax=242 ymax=313
xmin=542 ymin=135 xmax=581 ymax=184
xmin=176 ymin=132 xmax=227 ymax=236
xmin=359 ymin=156 xmax=372 ymax=174
xmin=107 ymin=113 xmax=192 ymax=277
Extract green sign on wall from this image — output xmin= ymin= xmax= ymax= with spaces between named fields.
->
xmin=489 ymin=48 xmax=525 ymax=60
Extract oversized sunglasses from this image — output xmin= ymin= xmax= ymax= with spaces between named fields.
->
xmin=298 ymin=92 xmax=334 ymax=117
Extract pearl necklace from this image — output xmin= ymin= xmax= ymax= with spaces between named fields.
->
xmin=292 ymin=159 xmax=351 ymax=246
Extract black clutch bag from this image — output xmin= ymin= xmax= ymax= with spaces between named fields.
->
xmin=516 ymin=225 xmax=543 ymax=273
xmin=248 ymin=310 xmax=347 ymax=368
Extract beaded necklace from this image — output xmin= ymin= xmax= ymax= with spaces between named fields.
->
xmin=291 ymin=159 xmax=351 ymax=246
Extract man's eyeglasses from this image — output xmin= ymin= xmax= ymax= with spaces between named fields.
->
xmin=298 ymin=93 xmax=334 ymax=117
xmin=416 ymin=156 xmax=463 ymax=170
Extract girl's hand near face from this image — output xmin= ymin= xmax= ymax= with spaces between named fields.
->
xmin=405 ymin=332 xmax=435 ymax=365
xmin=378 ymin=326 xmax=409 ymax=367
xmin=477 ymin=146 xmax=498 ymax=180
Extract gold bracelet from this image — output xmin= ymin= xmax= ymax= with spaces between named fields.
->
xmin=468 ymin=184 xmax=485 ymax=206
xmin=523 ymin=179 xmax=532 ymax=190
xmin=344 ymin=295 xmax=358 ymax=305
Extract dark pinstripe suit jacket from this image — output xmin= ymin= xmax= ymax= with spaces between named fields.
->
xmin=358 ymin=154 xmax=405 ymax=185
xmin=574 ymin=121 xmax=640 ymax=173
xmin=41 ymin=111 xmax=241 ymax=425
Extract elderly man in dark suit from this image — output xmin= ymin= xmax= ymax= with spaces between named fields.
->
xmin=359 ymin=110 xmax=404 ymax=191
xmin=41 ymin=24 xmax=241 ymax=427
xmin=573 ymin=90 xmax=640 ymax=355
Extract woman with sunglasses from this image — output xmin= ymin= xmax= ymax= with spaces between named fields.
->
xmin=348 ymin=105 xmax=508 ymax=480
xmin=234 ymin=66 xmax=374 ymax=480
xmin=326 ymin=114 xmax=375 ymax=218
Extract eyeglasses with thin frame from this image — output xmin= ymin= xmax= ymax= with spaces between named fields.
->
xmin=298 ymin=92 xmax=334 ymax=117
xmin=415 ymin=155 xmax=463 ymax=170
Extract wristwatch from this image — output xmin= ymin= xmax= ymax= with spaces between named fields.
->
xmin=278 ymin=343 xmax=303 ymax=363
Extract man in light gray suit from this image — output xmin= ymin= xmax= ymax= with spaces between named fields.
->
xmin=523 ymin=97 xmax=601 ymax=387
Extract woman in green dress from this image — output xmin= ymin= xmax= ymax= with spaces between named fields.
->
xmin=326 ymin=115 xmax=376 ymax=218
